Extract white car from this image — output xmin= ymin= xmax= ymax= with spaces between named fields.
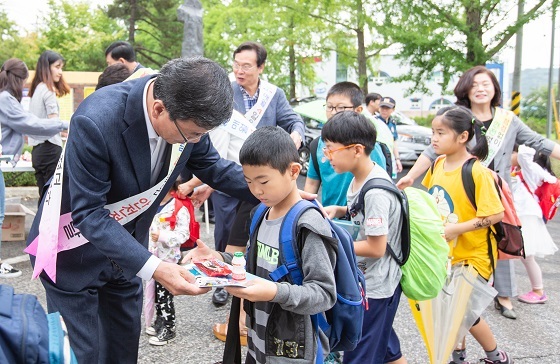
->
xmin=392 ymin=111 xmax=432 ymax=165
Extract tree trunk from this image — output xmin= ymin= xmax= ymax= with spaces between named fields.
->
xmin=128 ymin=0 xmax=137 ymax=44
xmin=289 ymin=16 xmax=296 ymax=100
xmin=465 ymin=5 xmax=483 ymax=65
xmin=356 ymin=0 xmax=368 ymax=93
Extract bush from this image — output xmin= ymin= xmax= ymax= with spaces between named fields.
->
xmin=4 ymin=171 xmax=37 ymax=187
xmin=412 ymin=115 xmax=435 ymax=127
xmin=522 ymin=116 xmax=547 ymax=135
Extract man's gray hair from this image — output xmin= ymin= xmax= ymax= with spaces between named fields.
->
xmin=153 ymin=57 xmax=233 ymax=129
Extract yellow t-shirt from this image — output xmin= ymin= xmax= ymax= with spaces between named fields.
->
xmin=422 ymin=157 xmax=504 ymax=279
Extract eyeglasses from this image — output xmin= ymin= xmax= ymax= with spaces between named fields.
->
xmin=322 ymin=144 xmax=359 ymax=159
xmin=325 ymin=104 xmax=355 ymax=113
xmin=232 ymin=62 xmax=257 ymax=72
xmin=173 ymin=119 xmax=209 ymax=144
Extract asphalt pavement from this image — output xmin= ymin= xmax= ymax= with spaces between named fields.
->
xmin=2 ymin=172 xmax=560 ymax=363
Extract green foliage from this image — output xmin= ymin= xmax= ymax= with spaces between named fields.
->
xmin=202 ymin=0 xmax=327 ymax=98
xmin=38 ymin=0 xmax=125 ymax=72
xmin=4 ymin=172 xmax=36 ymax=187
xmin=412 ymin=115 xmax=435 ymax=127
xmin=379 ymin=0 xmax=548 ymax=94
xmin=521 ymin=85 xmax=552 ymax=120
xmin=107 ymin=0 xmax=183 ymax=68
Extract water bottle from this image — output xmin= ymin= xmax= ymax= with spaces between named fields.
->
xmin=231 ymin=252 xmax=246 ymax=281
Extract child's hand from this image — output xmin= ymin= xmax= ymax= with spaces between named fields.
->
xmin=225 ymin=279 xmax=278 ymax=302
xmin=181 ymin=239 xmax=219 ymax=264
xmin=150 ymin=230 xmax=160 ymax=242
xmin=324 ymin=205 xmax=344 ymax=219
xmin=444 ymin=223 xmax=460 ymax=242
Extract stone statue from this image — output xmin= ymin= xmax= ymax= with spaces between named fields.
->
xmin=177 ymin=0 xmax=204 ymax=58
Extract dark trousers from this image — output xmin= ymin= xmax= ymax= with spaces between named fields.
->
xmin=41 ymin=262 xmax=143 ymax=364
xmin=32 ymin=142 xmax=62 ymax=199
xmin=155 ymin=281 xmax=175 ymax=328
xmin=211 ymin=191 xmax=241 ymax=252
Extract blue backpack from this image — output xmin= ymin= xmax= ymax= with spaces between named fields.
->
xmin=0 ymin=285 xmax=77 ymax=364
xmin=250 ymin=200 xmax=366 ymax=361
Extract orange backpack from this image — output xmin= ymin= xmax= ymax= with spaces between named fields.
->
xmin=461 ymin=158 xmax=525 ymax=264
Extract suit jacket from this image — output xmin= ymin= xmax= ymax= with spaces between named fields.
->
xmin=27 ymin=76 xmax=256 ymax=291
xmin=231 ymin=81 xmax=304 ymax=140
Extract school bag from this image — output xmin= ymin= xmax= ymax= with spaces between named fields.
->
xmin=349 ymin=177 xmax=449 ymax=301
xmin=0 ymin=284 xmax=78 ymax=364
xmin=221 ymin=200 xmax=366 ymax=364
xmin=462 ymin=158 xmax=525 ymax=263
xmin=310 ymin=137 xmax=393 ymax=178
xmin=518 ymin=170 xmax=560 ymax=222
xmin=166 ymin=192 xmax=200 ymax=250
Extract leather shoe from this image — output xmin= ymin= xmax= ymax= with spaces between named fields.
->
xmin=494 ymin=297 xmax=517 ymax=319
xmin=212 ymin=287 xmax=229 ymax=306
xmin=213 ymin=322 xmax=247 ymax=346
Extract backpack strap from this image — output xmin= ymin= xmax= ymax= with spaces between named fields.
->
xmin=349 ymin=178 xmax=410 ymax=265
xmin=461 ymin=158 xmax=497 ymax=272
xmin=269 ymin=200 xmax=319 ymax=284
xmin=309 ymin=137 xmax=321 ymax=181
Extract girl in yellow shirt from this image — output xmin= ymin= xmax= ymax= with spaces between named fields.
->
xmin=422 ymin=106 xmax=512 ymax=364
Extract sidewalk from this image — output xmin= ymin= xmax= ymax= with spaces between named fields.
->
xmin=1 ymin=186 xmax=560 ymax=363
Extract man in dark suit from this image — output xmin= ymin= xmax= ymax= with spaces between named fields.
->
xmin=27 ymin=57 xmax=257 ymax=363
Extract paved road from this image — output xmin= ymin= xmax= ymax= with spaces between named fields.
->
xmin=2 ymin=172 xmax=560 ymax=363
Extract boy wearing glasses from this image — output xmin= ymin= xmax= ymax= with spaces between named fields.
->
xmin=304 ymin=82 xmax=387 ymax=207
xmin=322 ymin=111 xmax=407 ymax=364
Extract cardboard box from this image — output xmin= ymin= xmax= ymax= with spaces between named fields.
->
xmin=2 ymin=204 xmax=35 ymax=242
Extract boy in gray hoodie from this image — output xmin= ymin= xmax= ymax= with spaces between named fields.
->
xmin=185 ymin=126 xmax=337 ymax=363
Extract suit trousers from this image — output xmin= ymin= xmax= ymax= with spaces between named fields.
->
xmin=41 ymin=260 xmax=143 ymax=364
xmin=210 ymin=191 xmax=241 ymax=252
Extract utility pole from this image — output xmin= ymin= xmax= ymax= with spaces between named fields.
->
xmin=511 ymin=0 xmax=524 ymax=116
xmin=547 ymin=3 xmax=557 ymax=138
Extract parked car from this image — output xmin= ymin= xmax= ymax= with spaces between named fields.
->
xmin=392 ymin=111 xmax=432 ymax=166
xmin=292 ymin=98 xmax=325 ymax=176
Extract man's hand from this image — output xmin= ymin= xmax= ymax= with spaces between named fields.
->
xmin=152 ymin=261 xmax=211 ymax=296
xmin=290 ymin=131 xmax=302 ymax=150
xmin=225 ymin=279 xmax=278 ymax=302
xmin=190 ymin=185 xmax=214 ymax=208
xmin=181 ymin=239 xmax=221 ymax=264
xmin=298 ymin=189 xmax=317 ymax=201
xmin=177 ymin=181 xmax=195 ymax=199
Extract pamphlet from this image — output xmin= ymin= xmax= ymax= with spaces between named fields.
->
xmin=183 ymin=262 xmax=261 ymax=288
xmin=333 ymin=219 xmax=360 ymax=240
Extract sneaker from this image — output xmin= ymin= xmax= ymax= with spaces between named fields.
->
xmin=148 ymin=326 xmax=176 ymax=346
xmin=479 ymin=351 xmax=513 ymax=363
xmin=145 ymin=316 xmax=164 ymax=336
xmin=0 ymin=263 xmax=22 ymax=278
xmin=518 ymin=291 xmax=547 ymax=304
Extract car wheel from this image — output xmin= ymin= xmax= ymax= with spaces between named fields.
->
xmin=299 ymin=146 xmax=310 ymax=176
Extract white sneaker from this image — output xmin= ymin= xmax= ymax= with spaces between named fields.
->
xmin=0 ymin=263 xmax=22 ymax=278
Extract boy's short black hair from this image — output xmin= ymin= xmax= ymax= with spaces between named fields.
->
xmin=239 ymin=126 xmax=299 ymax=172
xmin=365 ymin=92 xmax=382 ymax=105
xmin=326 ymin=82 xmax=363 ymax=108
xmin=321 ymin=111 xmax=376 ymax=155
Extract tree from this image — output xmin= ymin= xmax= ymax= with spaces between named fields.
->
xmin=282 ymin=0 xmax=392 ymax=94
xmin=203 ymin=0 xmax=325 ymax=99
xmin=107 ymin=0 xmax=183 ymax=68
xmin=38 ymin=0 xmax=124 ymax=71
xmin=380 ymin=0 xmax=548 ymax=94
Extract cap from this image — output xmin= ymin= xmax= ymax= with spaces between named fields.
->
xmin=379 ymin=97 xmax=396 ymax=109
